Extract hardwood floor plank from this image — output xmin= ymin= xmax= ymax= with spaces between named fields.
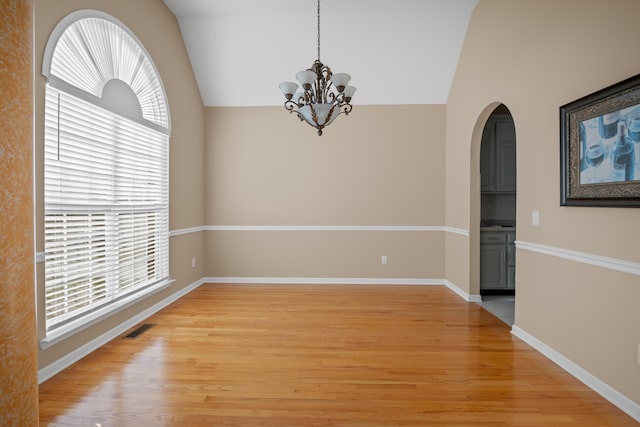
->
xmin=39 ymin=284 xmax=637 ymax=426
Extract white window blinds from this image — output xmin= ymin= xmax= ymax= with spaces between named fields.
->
xmin=44 ymin=87 xmax=169 ymax=331
xmin=43 ymin=12 xmax=170 ymax=334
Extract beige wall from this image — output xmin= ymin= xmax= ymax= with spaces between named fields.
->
xmin=207 ymin=231 xmax=444 ymax=280
xmin=204 ymin=105 xmax=446 ymax=279
xmin=447 ymin=0 xmax=640 ymax=404
xmin=34 ymin=0 xmax=206 ymax=370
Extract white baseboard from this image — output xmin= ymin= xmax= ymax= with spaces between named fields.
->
xmin=38 ymin=278 xmax=206 ymax=384
xmin=511 ymin=325 xmax=640 ymax=423
xmin=205 ymin=225 xmax=449 ymax=232
xmin=443 ymin=279 xmax=482 ymax=303
xmin=204 ymin=276 xmax=442 ymax=286
xmin=168 ymin=225 xmax=471 ymax=236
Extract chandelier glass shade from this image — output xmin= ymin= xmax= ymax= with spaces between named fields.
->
xmin=279 ymin=0 xmax=356 ymax=136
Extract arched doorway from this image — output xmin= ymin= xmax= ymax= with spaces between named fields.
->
xmin=477 ymin=104 xmax=516 ymax=325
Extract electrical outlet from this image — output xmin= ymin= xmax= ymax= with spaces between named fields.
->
xmin=532 ymin=210 xmax=540 ymax=226
xmin=191 ymin=258 xmax=196 ymax=268
xmin=637 ymin=344 xmax=640 ymax=366
xmin=381 ymin=255 xmax=388 ymax=265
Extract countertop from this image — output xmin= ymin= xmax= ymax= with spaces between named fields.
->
xmin=480 ymin=226 xmax=516 ymax=231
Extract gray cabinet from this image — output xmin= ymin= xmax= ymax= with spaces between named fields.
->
xmin=480 ymin=124 xmax=495 ymax=192
xmin=481 ymin=117 xmax=516 ymax=194
xmin=480 ymin=230 xmax=515 ymax=290
xmin=506 ymin=232 xmax=516 ymax=288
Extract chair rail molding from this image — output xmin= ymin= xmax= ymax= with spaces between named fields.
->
xmin=516 ymin=240 xmax=640 ymax=276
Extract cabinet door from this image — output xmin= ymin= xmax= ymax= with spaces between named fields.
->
xmin=480 ymin=244 xmax=507 ymax=289
xmin=495 ymin=121 xmax=516 ymax=193
xmin=506 ymin=266 xmax=516 ymax=289
xmin=480 ymin=124 xmax=495 ymax=193
xmin=506 ymin=232 xmax=516 ymax=266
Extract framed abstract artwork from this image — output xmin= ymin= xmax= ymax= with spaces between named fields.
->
xmin=560 ymin=74 xmax=640 ymax=207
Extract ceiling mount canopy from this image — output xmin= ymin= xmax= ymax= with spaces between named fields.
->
xmin=279 ymin=0 xmax=356 ymax=136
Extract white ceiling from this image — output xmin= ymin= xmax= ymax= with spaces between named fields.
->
xmin=162 ymin=0 xmax=478 ymax=107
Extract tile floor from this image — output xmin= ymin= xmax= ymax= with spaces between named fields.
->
xmin=477 ymin=295 xmax=515 ymax=326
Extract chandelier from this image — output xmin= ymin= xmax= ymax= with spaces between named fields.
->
xmin=279 ymin=0 xmax=356 ymax=136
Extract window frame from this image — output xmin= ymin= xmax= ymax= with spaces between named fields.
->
xmin=40 ymin=10 xmax=172 ymax=348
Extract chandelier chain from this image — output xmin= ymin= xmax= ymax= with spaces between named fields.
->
xmin=317 ymin=0 xmax=321 ymax=61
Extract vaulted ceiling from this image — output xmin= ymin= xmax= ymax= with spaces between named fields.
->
xmin=163 ymin=0 xmax=478 ymax=107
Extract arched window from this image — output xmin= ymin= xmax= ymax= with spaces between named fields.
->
xmin=42 ymin=10 xmax=170 ymax=337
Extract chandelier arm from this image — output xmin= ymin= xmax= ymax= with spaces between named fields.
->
xmin=314 ymin=60 xmax=333 ymax=104
xmin=284 ymin=99 xmax=301 ymax=113
xmin=306 ymin=85 xmax=315 ymax=104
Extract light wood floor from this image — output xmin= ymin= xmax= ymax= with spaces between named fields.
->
xmin=39 ymin=284 xmax=637 ymax=426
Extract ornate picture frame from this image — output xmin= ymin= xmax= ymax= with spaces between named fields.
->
xmin=560 ymin=74 xmax=640 ymax=207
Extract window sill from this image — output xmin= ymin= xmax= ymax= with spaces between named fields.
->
xmin=39 ymin=279 xmax=173 ymax=350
